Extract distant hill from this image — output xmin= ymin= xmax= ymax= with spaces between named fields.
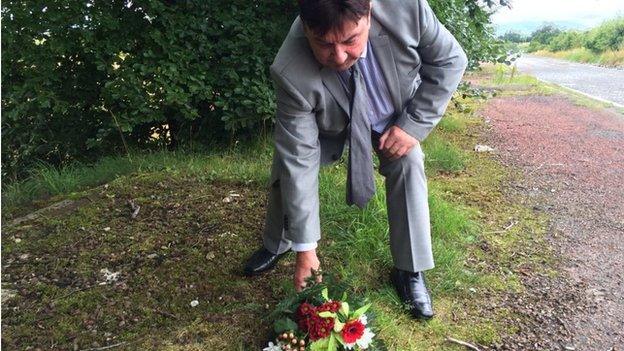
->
xmin=494 ymin=20 xmax=591 ymax=36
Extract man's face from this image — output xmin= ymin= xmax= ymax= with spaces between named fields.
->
xmin=304 ymin=13 xmax=371 ymax=72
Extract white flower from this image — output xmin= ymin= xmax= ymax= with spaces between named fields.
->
xmin=262 ymin=341 xmax=283 ymax=351
xmin=356 ymin=328 xmax=375 ymax=349
xmin=190 ymin=300 xmax=199 ymax=307
xmin=360 ymin=314 xmax=368 ymax=325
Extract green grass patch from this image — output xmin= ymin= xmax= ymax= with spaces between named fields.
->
xmin=422 ymin=134 xmax=466 ymax=174
xmin=2 ymin=136 xmax=275 ymax=220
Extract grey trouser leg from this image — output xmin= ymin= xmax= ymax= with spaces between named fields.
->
xmin=373 ymin=132 xmax=434 ymax=273
xmin=261 ymin=135 xmax=434 ymax=272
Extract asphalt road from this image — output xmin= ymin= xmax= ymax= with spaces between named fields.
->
xmin=514 ymin=55 xmax=624 ymax=107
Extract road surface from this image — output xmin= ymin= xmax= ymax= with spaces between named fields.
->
xmin=514 ymin=55 xmax=624 ymax=107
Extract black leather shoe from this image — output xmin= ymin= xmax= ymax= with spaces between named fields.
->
xmin=390 ymin=268 xmax=434 ymax=320
xmin=243 ymin=247 xmax=288 ymax=276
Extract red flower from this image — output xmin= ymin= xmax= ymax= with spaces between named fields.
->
xmin=296 ymin=302 xmax=317 ymax=332
xmin=298 ymin=317 xmax=311 ymax=332
xmin=308 ymin=314 xmax=334 ymax=340
xmin=318 ymin=300 xmax=341 ymax=313
xmin=341 ymin=319 xmax=365 ymax=344
xmin=296 ymin=302 xmax=316 ymax=318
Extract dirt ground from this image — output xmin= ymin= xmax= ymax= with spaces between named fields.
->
xmin=480 ymin=94 xmax=624 ymax=350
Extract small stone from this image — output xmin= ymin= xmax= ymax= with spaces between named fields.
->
xmin=474 ymin=144 xmax=495 ymax=152
xmin=190 ymin=300 xmax=199 ymax=307
xmin=103 ymin=227 xmax=111 ymax=232
xmin=14 ymin=238 xmax=22 ymax=243
xmin=99 ymin=268 xmax=121 ymax=284
xmin=147 ymin=253 xmax=158 ymax=259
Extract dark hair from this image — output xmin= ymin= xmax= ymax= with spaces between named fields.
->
xmin=299 ymin=0 xmax=371 ymax=36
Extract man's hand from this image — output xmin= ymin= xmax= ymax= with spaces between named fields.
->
xmin=379 ymin=126 xmax=419 ymax=161
xmin=294 ymin=249 xmax=321 ymax=292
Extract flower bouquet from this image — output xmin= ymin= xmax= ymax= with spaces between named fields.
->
xmin=264 ymin=276 xmax=386 ymax=351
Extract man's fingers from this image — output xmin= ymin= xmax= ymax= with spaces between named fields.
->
xmin=383 ymin=137 xmax=397 ymax=152
xmin=379 ymin=132 xmax=388 ymax=150
xmin=295 ymin=280 xmax=305 ymax=292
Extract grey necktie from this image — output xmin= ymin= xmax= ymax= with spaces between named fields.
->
xmin=346 ymin=63 xmax=376 ymax=208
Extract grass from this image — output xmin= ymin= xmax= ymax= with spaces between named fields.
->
xmin=1 ymin=73 xmax=561 ymax=349
xmin=1 ymin=136 xmax=275 ymax=220
xmin=532 ymin=47 xmax=624 ymax=67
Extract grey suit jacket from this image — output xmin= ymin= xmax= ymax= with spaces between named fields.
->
xmin=267 ymin=0 xmax=468 ymax=244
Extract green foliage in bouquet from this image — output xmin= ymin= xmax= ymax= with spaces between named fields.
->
xmin=264 ymin=274 xmax=387 ymax=351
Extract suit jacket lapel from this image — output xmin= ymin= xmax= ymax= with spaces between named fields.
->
xmin=369 ymin=18 xmax=402 ymax=113
xmin=321 ymin=66 xmax=350 ymax=118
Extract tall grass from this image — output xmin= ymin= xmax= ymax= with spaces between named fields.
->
xmin=533 ymin=47 xmax=624 ymax=67
xmin=2 ymin=136 xmax=274 ymax=216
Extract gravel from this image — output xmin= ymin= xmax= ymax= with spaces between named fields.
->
xmin=481 ymin=94 xmax=624 ymax=350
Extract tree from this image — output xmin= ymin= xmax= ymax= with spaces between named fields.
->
xmin=499 ymin=30 xmax=528 ymax=43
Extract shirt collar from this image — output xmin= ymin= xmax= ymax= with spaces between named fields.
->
xmin=360 ymin=40 xmax=368 ymax=58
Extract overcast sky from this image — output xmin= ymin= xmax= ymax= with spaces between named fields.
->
xmin=492 ymin=0 xmax=624 ymax=28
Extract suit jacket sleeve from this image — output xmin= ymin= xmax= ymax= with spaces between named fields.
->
xmin=270 ymin=67 xmax=321 ymax=244
xmin=394 ymin=0 xmax=468 ymax=142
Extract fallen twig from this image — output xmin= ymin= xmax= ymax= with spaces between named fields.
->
xmin=53 ymin=285 xmax=94 ymax=302
xmin=446 ymin=337 xmax=482 ymax=351
xmin=127 ymin=199 xmax=140 ymax=219
xmin=79 ymin=341 xmax=126 ymax=351
xmin=153 ymin=308 xmax=179 ymax=320
xmin=484 ymin=220 xmax=517 ymax=234
xmin=503 ymin=220 xmax=517 ymax=231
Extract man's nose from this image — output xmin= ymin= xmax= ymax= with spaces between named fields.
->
xmin=331 ymin=46 xmax=348 ymax=64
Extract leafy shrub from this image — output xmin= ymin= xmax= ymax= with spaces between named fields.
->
xmin=527 ymin=24 xmax=562 ymax=52
xmin=548 ymin=31 xmax=583 ymax=52
xmin=499 ymin=30 xmax=529 ymax=43
xmin=584 ymin=17 xmax=624 ymax=53
xmin=1 ymin=0 xmax=296 ymax=180
xmin=1 ymin=0 xmax=507 ymax=180
xmin=429 ymin=0 xmax=510 ymax=69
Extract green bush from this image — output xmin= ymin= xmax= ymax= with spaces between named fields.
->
xmin=548 ymin=31 xmax=583 ymax=52
xmin=2 ymin=0 xmax=507 ymax=180
xmin=527 ymin=24 xmax=561 ymax=52
xmin=1 ymin=0 xmax=296 ymax=180
xmin=429 ymin=0 xmax=510 ymax=69
xmin=584 ymin=17 xmax=624 ymax=53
